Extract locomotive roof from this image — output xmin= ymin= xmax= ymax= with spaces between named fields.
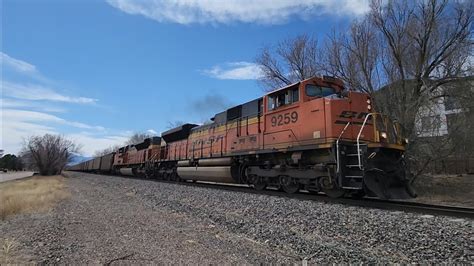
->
xmin=265 ymin=76 xmax=344 ymax=95
xmin=191 ymin=97 xmax=263 ymax=132
xmin=266 ymin=80 xmax=301 ymax=96
xmin=161 ymin=123 xmax=198 ymax=142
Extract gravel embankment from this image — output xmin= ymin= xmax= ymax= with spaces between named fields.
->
xmin=1 ymin=172 xmax=472 ymax=264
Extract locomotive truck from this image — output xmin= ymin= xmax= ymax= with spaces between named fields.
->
xmin=69 ymin=76 xmax=415 ymax=199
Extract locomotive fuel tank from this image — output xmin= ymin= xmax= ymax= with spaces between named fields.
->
xmin=177 ymin=166 xmax=235 ymax=183
xmin=119 ymin=168 xmax=135 ymax=176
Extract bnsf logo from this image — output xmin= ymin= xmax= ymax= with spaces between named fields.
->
xmin=336 ymin=111 xmax=371 ymax=125
xmin=339 ymin=111 xmax=370 ymax=120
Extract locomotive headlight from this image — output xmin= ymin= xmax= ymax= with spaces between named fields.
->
xmin=368 ymin=104 xmax=372 ymax=111
xmin=403 ymin=138 xmax=409 ymax=144
xmin=367 ymin=99 xmax=371 ymax=104
xmin=380 ymin=131 xmax=388 ymax=139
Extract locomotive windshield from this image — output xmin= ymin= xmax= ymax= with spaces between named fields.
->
xmin=305 ymin=84 xmax=336 ymax=97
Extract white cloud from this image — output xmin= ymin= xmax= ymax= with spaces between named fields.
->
xmin=146 ymin=129 xmax=158 ymax=135
xmin=1 ymin=52 xmax=37 ymax=73
xmin=0 ymin=109 xmax=117 ymax=155
xmin=202 ymin=62 xmax=264 ymax=80
xmin=3 ymin=109 xmax=105 ymax=131
xmin=106 ymin=0 xmax=370 ymax=25
xmin=1 ymin=98 xmax=66 ymax=113
xmin=0 ymin=53 xmax=127 ymax=157
xmin=2 ymin=81 xmax=98 ymax=104
xmin=66 ymin=133 xmax=128 ymax=156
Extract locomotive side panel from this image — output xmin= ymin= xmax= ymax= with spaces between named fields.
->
xmin=166 ymin=139 xmax=188 ymax=161
xmin=323 ymin=91 xmax=374 ymax=141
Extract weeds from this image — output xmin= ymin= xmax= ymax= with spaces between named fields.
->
xmin=0 ymin=238 xmax=18 ymax=264
xmin=0 ymin=175 xmax=69 ymax=220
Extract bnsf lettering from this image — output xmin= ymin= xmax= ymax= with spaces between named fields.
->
xmin=339 ymin=111 xmax=369 ymax=120
xmin=271 ymin=111 xmax=298 ymax=127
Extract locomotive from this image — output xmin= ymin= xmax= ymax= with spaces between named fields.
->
xmin=70 ymin=76 xmax=415 ymax=199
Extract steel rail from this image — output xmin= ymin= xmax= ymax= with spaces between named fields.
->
xmin=179 ymin=180 xmax=474 ymax=219
xmin=67 ymin=171 xmax=474 ymax=219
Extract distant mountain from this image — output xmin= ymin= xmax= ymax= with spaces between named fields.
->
xmin=68 ymin=153 xmax=93 ymax=166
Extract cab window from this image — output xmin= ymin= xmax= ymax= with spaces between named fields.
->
xmin=268 ymin=88 xmax=299 ymax=111
xmin=305 ymin=84 xmax=336 ymax=97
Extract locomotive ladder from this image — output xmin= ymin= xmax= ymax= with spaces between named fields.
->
xmin=341 ymin=113 xmax=377 ymax=189
xmin=336 ymin=121 xmax=368 ymax=190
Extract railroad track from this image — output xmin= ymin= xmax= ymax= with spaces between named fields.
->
xmin=359 ymin=198 xmax=474 ymax=219
xmin=177 ymin=180 xmax=474 ymax=219
xmin=70 ymin=171 xmax=474 ymax=219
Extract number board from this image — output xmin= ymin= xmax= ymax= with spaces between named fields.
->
xmin=270 ymin=111 xmax=298 ymax=127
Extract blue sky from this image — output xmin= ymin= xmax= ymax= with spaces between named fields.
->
xmin=1 ymin=0 xmax=368 ymax=156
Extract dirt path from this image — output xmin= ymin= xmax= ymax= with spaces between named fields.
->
xmin=0 ymin=171 xmax=34 ymax=183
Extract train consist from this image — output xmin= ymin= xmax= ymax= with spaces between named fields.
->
xmin=69 ymin=76 xmax=415 ymax=199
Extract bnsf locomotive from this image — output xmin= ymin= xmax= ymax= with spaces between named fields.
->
xmin=70 ymin=76 xmax=415 ymax=199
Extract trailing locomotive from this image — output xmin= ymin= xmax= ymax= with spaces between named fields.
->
xmin=70 ymin=76 xmax=415 ymax=199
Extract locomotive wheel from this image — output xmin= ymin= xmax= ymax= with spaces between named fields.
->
xmin=169 ymin=172 xmax=177 ymax=181
xmin=250 ymin=175 xmax=267 ymax=191
xmin=319 ymin=176 xmax=345 ymax=198
xmin=304 ymin=183 xmax=320 ymax=194
xmin=280 ymin=176 xmax=300 ymax=194
xmin=145 ymin=170 xmax=154 ymax=179
xmin=239 ymin=164 xmax=248 ymax=184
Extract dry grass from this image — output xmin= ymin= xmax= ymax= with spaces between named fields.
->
xmin=0 ymin=175 xmax=69 ymax=220
xmin=0 ymin=238 xmax=19 ymax=264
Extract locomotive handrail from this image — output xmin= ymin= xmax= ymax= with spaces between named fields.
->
xmin=356 ymin=112 xmax=380 ymax=169
xmin=336 ymin=121 xmax=351 ymax=175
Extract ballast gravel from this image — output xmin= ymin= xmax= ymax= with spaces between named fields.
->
xmin=0 ymin=172 xmax=472 ymax=264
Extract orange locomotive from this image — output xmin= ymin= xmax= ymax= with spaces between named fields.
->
xmin=72 ymin=76 xmax=415 ymax=199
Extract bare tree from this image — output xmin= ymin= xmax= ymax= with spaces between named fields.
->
xmin=166 ymin=120 xmax=185 ymax=129
xmin=256 ymin=34 xmax=322 ymax=91
xmin=93 ymin=131 xmax=159 ymax=157
xmin=93 ymin=145 xmax=121 ymax=157
xmin=366 ymin=0 xmax=471 ymax=175
xmin=256 ymin=0 xmax=473 ymax=176
xmin=323 ymin=19 xmax=382 ymax=95
xmin=125 ymin=132 xmax=154 ymax=145
xmin=21 ymin=134 xmax=80 ymax=175
xmin=367 ymin=0 xmax=472 ymax=136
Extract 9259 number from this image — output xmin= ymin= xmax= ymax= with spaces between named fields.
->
xmin=271 ymin=111 xmax=298 ymax=127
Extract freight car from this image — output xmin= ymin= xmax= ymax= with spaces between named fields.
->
xmin=71 ymin=76 xmax=415 ymax=199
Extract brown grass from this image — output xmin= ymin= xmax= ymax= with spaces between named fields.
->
xmin=0 ymin=175 xmax=69 ymax=220
xmin=0 ymin=238 xmax=19 ymax=264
